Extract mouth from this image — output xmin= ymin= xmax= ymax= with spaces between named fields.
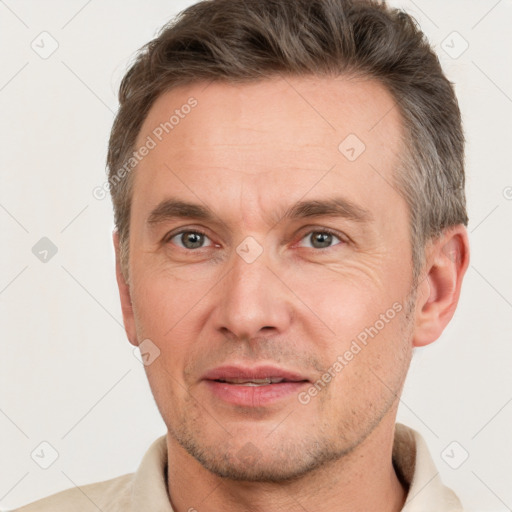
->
xmin=212 ymin=377 xmax=302 ymax=386
xmin=203 ymin=365 xmax=309 ymax=385
xmin=202 ymin=365 xmax=310 ymax=406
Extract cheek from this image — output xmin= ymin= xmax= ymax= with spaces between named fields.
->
xmin=298 ymin=266 xmax=410 ymax=390
xmin=130 ymin=275 xmax=201 ymax=398
xmin=283 ymin=260 xmax=398 ymax=336
xmin=314 ymin=307 xmax=411 ymax=429
xmin=131 ymin=265 xmax=208 ymax=338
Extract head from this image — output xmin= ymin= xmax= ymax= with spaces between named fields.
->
xmin=108 ymin=0 xmax=469 ymax=482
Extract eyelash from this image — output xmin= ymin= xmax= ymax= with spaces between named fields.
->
xmin=164 ymin=227 xmax=346 ymax=251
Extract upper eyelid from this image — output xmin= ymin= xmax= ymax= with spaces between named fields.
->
xmin=294 ymin=228 xmax=346 ymax=249
xmin=298 ymin=228 xmax=343 ymax=240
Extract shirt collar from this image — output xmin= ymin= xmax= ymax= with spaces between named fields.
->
xmin=394 ymin=423 xmax=463 ymax=511
xmin=130 ymin=434 xmax=173 ymax=512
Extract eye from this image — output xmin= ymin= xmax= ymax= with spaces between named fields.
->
xmin=165 ymin=228 xmax=345 ymax=251
xmin=297 ymin=229 xmax=344 ymax=250
xmin=166 ymin=229 xmax=214 ymax=250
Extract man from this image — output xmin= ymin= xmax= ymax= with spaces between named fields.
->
xmin=16 ymin=0 xmax=469 ymax=510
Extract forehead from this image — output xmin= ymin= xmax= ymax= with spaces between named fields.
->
xmin=131 ymin=75 xmax=406 ymax=231
xmin=136 ymin=74 xmax=403 ymax=158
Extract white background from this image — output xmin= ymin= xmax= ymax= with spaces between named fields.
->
xmin=0 ymin=1 xmax=511 ymax=510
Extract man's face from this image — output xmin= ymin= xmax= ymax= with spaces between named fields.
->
xmin=122 ymin=76 xmax=417 ymax=481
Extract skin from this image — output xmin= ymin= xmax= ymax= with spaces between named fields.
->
xmin=113 ymin=75 xmax=469 ymax=512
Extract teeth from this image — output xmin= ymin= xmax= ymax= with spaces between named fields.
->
xmin=220 ymin=378 xmax=285 ymax=385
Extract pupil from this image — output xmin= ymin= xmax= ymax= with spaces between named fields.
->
xmin=183 ymin=232 xmax=203 ymax=249
xmin=312 ymin=232 xmax=331 ymax=248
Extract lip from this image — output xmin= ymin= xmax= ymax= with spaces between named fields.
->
xmin=202 ymin=364 xmax=309 ymax=383
xmin=202 ymin=365 xmax=310 ymax=407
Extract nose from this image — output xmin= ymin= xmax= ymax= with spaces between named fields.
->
xmin=211 ymin=244 xmax=293 ymax=342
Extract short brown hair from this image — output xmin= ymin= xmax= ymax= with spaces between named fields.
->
xmin=107 ymin=0 xmax=468 ymax=286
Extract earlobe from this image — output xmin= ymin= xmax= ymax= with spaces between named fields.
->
xmin=112 ymin=230 xmax=139 ymax=347
xmin=412 ymin=226 xmax=470 ymax=347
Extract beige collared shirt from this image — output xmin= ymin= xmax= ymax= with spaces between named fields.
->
xmin=13 ymin=423 xmax=463 ymax=511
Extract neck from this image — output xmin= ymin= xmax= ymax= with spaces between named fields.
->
xmin=166 ymin=416 xmax=407 ymax=512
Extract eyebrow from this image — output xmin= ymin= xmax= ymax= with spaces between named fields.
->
xmin=146 ymin=196 xmax=373 ymax=229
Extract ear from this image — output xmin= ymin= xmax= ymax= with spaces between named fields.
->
xmin=113 ymin=230 xmax=139 ymax=347
xmin=412 ymin=225 xmax=470 ymax=347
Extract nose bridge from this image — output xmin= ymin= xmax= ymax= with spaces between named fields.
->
xmin=213 ymin=240 xmax=292 ymax=340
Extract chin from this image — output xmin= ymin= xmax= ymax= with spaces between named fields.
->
xmin=173 ymin=428 xmax=351 ymax=483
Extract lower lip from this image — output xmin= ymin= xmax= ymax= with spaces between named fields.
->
xmin=204 ymin=380 xmax=308 ymax=407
